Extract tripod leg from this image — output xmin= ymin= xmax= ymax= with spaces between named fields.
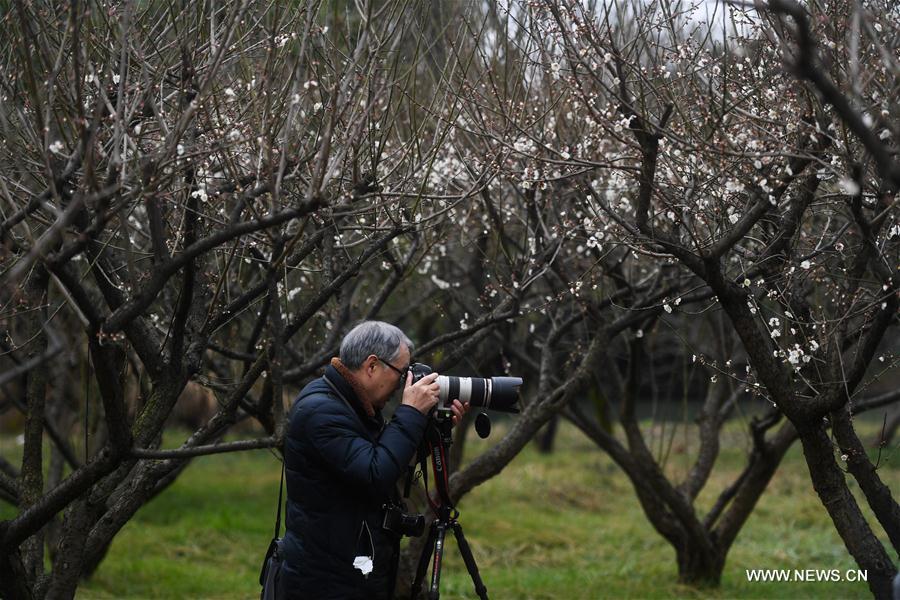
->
xmin=412 ymin=522 xmax=438 ymax=600
xmin=452 ymin=523 xmax=488 ymax=600
xmin=428 ymin=521 xmax=448 ymax=600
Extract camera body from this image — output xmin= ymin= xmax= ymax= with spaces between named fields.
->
xmin=382 ymin=502 xmax=425 ymax=537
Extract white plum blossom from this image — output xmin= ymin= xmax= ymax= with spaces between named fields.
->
xmin=839 ymin=177 xmax=861 ymax=195
xmin=550 ymin=61 xmax=561 ymax=80
xmin=725 ymin=180 xmax=745 ymax=194
xmin=513 ymin=138 xmax=536 ymax=154
xmin=787 ymin=344 xmax=809 ymax=366
xmin=49 ymin=140 xmax=65 ymax=154
xmin=800 ymin=260 xmax=811 ymax=269
xmin=190 ymin=187 xmax=208 ymax=202
xmin=430 ymin=274 xmax=451 ymax=290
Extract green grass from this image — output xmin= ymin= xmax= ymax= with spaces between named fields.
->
xmin=2 ymin=418 xmax=898 ymax=599
xmin=77 ymin=448 xmax=281 ymax=599
xmin=427 ymin=419 xmax=898 ymax=599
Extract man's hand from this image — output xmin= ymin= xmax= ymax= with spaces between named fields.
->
xmin=448 ymin=399 xmax=470 ymax=427
xmin=401 ymin=372 xmax=440 ymax=415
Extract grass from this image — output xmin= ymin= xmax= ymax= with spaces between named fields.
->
xmin=427 ymin=419 xmax=895 ymax=600
xmin=2 ymin=417 xmax=898 ymax=599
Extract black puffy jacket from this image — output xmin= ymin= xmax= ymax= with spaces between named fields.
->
xmin=281 ymin=364 xmax=427 ymax=599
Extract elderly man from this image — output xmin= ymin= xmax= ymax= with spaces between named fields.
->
xmin=281 ymin=321 xmax=467 ymax=599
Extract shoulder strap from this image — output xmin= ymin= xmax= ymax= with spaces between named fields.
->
xmin=273 ymin=461 xmax=284 ymax=538
xmin=272 ymin=384 xmax=323 ymax=538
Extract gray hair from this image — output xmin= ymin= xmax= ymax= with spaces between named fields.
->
xmin=340 ymin=321 xmax=413 ymax=369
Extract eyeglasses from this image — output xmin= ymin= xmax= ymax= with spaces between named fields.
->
xmin=377 ymin=357 xmax=409 ymax=383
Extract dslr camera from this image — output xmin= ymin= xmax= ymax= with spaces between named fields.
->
xmin=408 ymin=363 xmax=522 ymax=422
xmin=382 ymin=502 xmax=425 ymax=537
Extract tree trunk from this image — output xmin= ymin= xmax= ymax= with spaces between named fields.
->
xmin=537 ymin=414 xmax=559 ymax=453
xmin=394 ymin=519 xmax=432 ymax=599
xmin=80 ymin=455 xmax=195 ymax=577
xmin=675 ymin=540 xmax=724 ymax=586
xmin=830 ymin=407 xmax=900 ymax=554
xmin=448 ymin=413 xmax=472 ymax=473
xmin=45 ymin=498 xmax=97 ymax=600
xmin=799 ymin=424 xmax=896 ymax=599
xmin=20 ymin=266 xmax=50 ymax=590
xmin=0 ymin=546 xmax=32 ymax=600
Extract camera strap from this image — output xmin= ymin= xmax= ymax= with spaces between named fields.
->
xmin=403 ymin=464 xmax=414 ymax=499
xmin=273 ymin=459 xmax=284 ymax=539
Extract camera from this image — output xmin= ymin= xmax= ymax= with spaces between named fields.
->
xmin=408 ymin=363 xmax=522 ymax=417
xmin=382 ymin=503 xmax=425 ymax=537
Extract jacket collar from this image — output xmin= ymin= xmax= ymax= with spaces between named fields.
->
xmin=324 ymin=358 xmax=379 ymax=419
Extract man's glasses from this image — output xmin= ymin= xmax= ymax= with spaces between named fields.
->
xmin=377 ymin=357 xmax=409 ymax=384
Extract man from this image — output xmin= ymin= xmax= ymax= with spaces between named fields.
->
xmin=281 ymin=321 xmax=467 ymax=599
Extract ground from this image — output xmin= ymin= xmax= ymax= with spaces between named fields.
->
xmin=1 ymin=415 xmax=897 ymax=598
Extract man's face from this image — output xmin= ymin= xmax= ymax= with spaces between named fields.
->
xmin=364 ymin=343 xmax=411 ymax=409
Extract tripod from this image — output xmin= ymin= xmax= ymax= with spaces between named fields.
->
xmin=410 ymin=415 xmax=488 ymax=600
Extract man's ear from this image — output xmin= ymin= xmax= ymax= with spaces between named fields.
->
xmin=365 ymin=354 xmax=379 ymax=374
